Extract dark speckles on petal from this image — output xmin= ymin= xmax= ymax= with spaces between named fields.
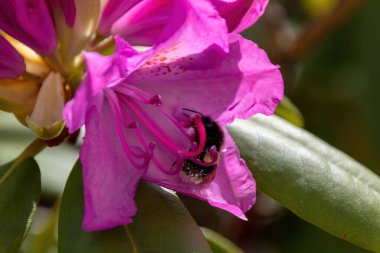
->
xmin=135 ymin=45 xmax=201 ymax=78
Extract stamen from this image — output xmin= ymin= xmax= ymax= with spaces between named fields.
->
xmin=116 ymin=85 xmax=191 ymax=139
xmin=110 ymin=84 xmax=215 ymax=176
xmin=149 ymin=94 xmax=163 ymax=107
xmin=125 ymin=121 xmax=137 ymax=129
xmin=119 ymin=95 xmax=206 ymax=158
xmin=106 ymin=90 xmax=153 ymax=169
xmin=116 ymin=102 xmax=138 ymax=129
xmin=115 ymin=84 xmax=163 ymax=106
xmin=156 ymin=107 xmax=192 ymax=141
xmin=174 ymin=154 xmax=185 ymax=173
xmin=189 ymin=146 xmax=219 ymax=167
xmin=119 ymin=102 xmax=179 ymax=175
xmin=152 ymin=156 xmax=181 ymax=175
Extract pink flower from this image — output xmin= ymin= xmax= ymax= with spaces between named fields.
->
xmin=65 ymin=0 xmax=283 ymax=231
xmin=99 ymin=0 xmax=268 ymax=45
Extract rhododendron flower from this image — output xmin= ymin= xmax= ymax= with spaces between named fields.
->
xmin=0 ymin=0 xmax=282 ymax=232
xmin=64 ymin=4 xmax=283 ymax=230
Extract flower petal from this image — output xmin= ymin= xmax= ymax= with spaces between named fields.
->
xmin=129 ymin=33 xmax=283 ymax=126
xmin=0 ymin=0 xmax=57 ymax=55
xmin=100 ymin=0 xmax=229 ymax=52
xmin=205 ymin=130 xmax=256 ymax=218
xmin=64 ymin=37 xmax=151 ymax=132
xmin=212 ymin=0 xmax=269 ymax=33
xmin=0 ymin=35 xmax=25 ymax=79
xmin=109 ymin=0 xmax=172 ymax=46
xmin=99 ymin=0 xmax=141 ymax=35
xmin=154 ymin=0 xmax=229 ymax=53
xmin=144 ymin=128 xmax=256 ymax=219
xmin=80 ymin=96 xmax=147 ymax=231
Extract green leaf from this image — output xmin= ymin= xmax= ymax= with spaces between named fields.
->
xmin=201 ymin=227 xmax=244 ymax=253
xmin=0 ymin=158 xmax=41 ymax=253
xmin=275 ymin=96 xmax=304 ymax=128
xmin=59 ymin=161 xmax=212 ymax=253
xmin=228 ymin=115 xmax=380 ymax=252
xmin=27 ymin=200 xmax=60 ymax=253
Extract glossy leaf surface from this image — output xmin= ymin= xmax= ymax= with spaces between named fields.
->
xmin=228 ymin=115 xmax=380 ymax=252
xmin=0 ymin=158 xmax=41 ymax=253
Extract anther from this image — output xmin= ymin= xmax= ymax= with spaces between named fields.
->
xmin=149 ymin=94 xmax=163 ymax=107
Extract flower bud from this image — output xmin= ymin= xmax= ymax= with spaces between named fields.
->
xmin=26 ymin=71 xmax=65 ymax=140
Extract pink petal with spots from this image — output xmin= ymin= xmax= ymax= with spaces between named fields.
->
xmin=0 ymin=0 xmax=57 ymax=55
xmin=128 ymin=33 xmax=283 ymax=126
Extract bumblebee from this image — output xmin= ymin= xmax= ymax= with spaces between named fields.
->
xmin=180 ymin=109 xmax=224 ymax=184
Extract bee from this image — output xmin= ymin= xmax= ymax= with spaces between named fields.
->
xmin=179 ymin=109 xmax=225 ymax=184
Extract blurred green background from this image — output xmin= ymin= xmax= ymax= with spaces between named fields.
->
xmin=1 ymin=0 xmax=379 ymax=252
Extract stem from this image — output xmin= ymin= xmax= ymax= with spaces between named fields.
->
xmin=90 ymin=36 xmax=115 ymax=53
xmin=44 ymin=50 xmax=69 ymax=78
xmin=0 ymin=139 xmax=46 ymax=184
xmin=14 ymin=139 xmax=46 ymax=166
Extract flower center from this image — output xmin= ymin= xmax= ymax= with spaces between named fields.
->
xmin=105 ymin=82 xmax=220 ymax=178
